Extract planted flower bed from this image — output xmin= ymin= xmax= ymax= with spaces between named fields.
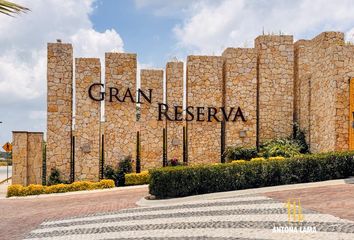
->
xmin=7 ymin=179 xmax=115 ymax=197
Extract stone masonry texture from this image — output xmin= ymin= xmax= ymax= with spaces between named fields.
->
xmin=140 ymin=69 xmax=164 ymax=170
xmin=12 ymin=132 xmax=27 ymax=185
xmin=105 ymin=53 xmax=137 ymax=168
xmin=187 ymin=56 xmax=224 ymax=164
xmin=222 ymin=48 xmax=257 ymax=148
xmin=27 ymin=133 xmax=44 ymax=185
xmin=12 ymin=131 xmax=43 ymax=186
xmin=75 ymin=58 xmax=101 ymax=181
xmin=294 ymin=32 xmax=354 ymax=152
xmin=166 ymin=62 xmax=184 ymax=162
xmin=47 ymin=43 xmax=73 ymax=182
xmin=255 ymin=35 xmax=294 ymax=142
xmin=15 ymin=31 xmax=352 ymax=184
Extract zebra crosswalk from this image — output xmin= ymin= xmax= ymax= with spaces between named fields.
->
xmin=25 ymin=195 xmax=354 ymax=240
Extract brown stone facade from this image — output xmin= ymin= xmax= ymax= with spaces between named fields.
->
xmin=47 ymin=43 xmax=73 ymax=182
xmin=255 ymin=35 xmax=294 ymax=142
xmin=105 ymin=53 xmax=137 ymax=167
xmin=222 ymin=48 xmax=257 ymax=148
xmin=75 ymin=58 xmax=101 ymax=181
xmin=166 ymin=62 xmax=184 ymax=161
xmin=140 ymin=70 xmax=164 ymax=169
xmin=186 ymin=56 xmax=224 ymax=164
xmin=12 ymin=132 xmax=43 ymax=186
xmin=12 ymin=31 xmax=354 ymax=184
xmin=294 ymin=32 xmax=354 ymax=152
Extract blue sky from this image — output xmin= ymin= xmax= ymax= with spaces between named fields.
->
xmin=0 ymin=0 xmax=354 ymax=145
xmin=91 ymin=0 xmax=179 ymax=67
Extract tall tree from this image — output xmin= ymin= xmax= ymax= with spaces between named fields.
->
xmin=0 ymin=0 xmax=29 ymax=16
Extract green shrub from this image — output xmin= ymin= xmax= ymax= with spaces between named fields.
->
xmin=7 ymin=179 xmax=115 ymax=197
xmin=149 ymin=151 xmax=354 ymax=199
xmin=103 ymin=165 xmax=117 ymax=180
xmin=47 ymin=168 xmax=68 ymax=185
xmin=119 ymin=155 xmax=133 ymax=174
xmin=260 ymin=139 xmax=302 ymax=158
xmin=224 ymin=147 xmax=258 ymax=161
xmin=103 ymin=155 xmax=133 ymax=186
xmin=125 ymin=171 xmax=150 ymax=185
xmin=293 ymin=123 xmax=309 ymax=153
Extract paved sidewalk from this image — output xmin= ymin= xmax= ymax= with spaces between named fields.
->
xmin=0 ymin=186 xmax=148 ymax=240
xmin=265 ymin=184 xmax=354 ymax=221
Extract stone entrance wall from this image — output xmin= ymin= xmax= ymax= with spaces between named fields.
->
xmin=140 ymin=69 xmax=164 ymax=169
xmin=222 ymin=48 xmax=257 ymax=148
xmin=47 ymin=43 xmax=73 ymax=182
xmin=74 ymin=58 xmax=101 ymax=181
xmin=12 ymin=31 xmax=354 ymax=185
xmin=166 ymin=62 xmax=184 ymax=161
xmin=186 ymin=56 xmax=224 ymax=165
xmin=255 ymin=35 xmax=294 ymax=142
xmin=294 ymin=32 xmax=354 ymax=152
xmin=105 ymin=53 xmax=137 ymax=167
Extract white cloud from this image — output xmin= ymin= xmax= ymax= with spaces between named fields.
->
xmin=70 ymin=28 xmax=124 ymax=58
xmin=0 ymin=0 xmax=124 ymax=144
xmin=173 ymin=0 xmax=354 ymax=54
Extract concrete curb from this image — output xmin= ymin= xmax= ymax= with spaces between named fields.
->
xmin=136 ymin=177 xmax=354 ymax=207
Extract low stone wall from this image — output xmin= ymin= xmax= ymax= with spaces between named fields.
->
xmin=12 ymin=131 xmax=43 ymax=186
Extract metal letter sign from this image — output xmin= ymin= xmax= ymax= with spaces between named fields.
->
xmin=2 ymin=142 xmax=12 ymax=152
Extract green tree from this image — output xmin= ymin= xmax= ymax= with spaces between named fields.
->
xmin=0 ymin=0 xmax=29 ymax=16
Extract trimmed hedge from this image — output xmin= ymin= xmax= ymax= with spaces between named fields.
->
xmin=125 ymin=171 xmax=150 ymax=186
xmin=7 ymin=179 xmax=115 ymax=197
xmin=149 ymin=152 xmax=354 ymax=199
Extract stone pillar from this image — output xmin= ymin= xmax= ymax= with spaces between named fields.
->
xmin=105 ymin=53 xmax=137 ymax=167
xmin=186 ymin=56 xmax=224 ymax=164
xmin=222 ymin=48 xmax=257 ymax=148
xmin=47 ymin=42 xmax=73 ymax=181
xmin=255 ymin=35 xmax=294 ymax=142
xmin=291 ymin=32 xmax=354 ymax=152
xmin=75 ymin=58 xmax=101 ymax=181
xmin=166 ymin=62 xmax=184 ymax=161
xmin=12 ymin=131 xmax=43 ymax=186
xmin=139 ymin=69 xmax=164 ymax=169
